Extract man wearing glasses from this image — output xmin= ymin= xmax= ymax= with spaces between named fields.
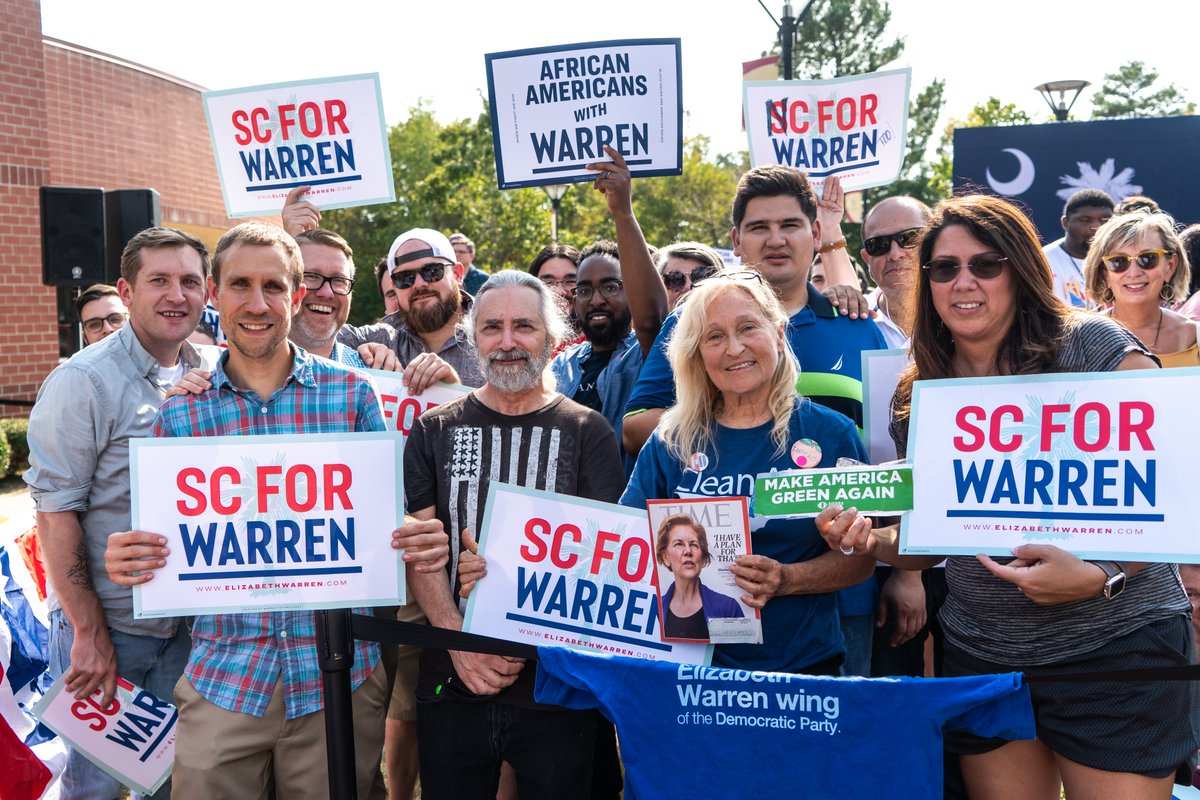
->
xmin=340 ymin=228 xmax=483 ymax=390
xmin=551 ymin=148 xmax=668 ymax=477
xmin=75 ymin=284 xmax=129 ymax=346
xmin=859 ymin=196 xmax=931 ymax=349
xmin=289 ymin=229 xmax=366 ymax=367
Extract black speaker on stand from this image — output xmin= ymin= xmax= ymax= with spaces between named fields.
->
xmin=40 ymin=187 xmax=106 ymax=286
xmin=105 ymin=189 xmax=162 ymax=283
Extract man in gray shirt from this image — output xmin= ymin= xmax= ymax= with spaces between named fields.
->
xmin=25 ymin=227 xmax=214 ymax=800
xmin=338 ymin=228 xmax=485 ymax=388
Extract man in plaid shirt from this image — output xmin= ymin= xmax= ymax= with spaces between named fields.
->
xmin=106 ymin=222 xmax=449 ymax=799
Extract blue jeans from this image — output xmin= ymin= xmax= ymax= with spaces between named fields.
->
xmin=48 ymin=610 xmax=190 ymax=800
xmin=838 ymin=613 xmax=874 ymax=677
xmin=416 ymin=698 xmax=596 ymax=800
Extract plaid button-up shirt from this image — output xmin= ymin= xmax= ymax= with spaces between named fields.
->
xmin=153 ymin=345 xmax=384 ymax=719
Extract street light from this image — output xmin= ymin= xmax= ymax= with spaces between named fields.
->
xmin=540 ymin=184 xmax=569 ymax=241
xmin=1035 ymin=80 xmax=1090 ymax=122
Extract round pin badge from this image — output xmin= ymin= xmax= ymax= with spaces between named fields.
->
xmin=791 ymin=438 xmax=822 ymax=468
xmin=688 ymin=451 xmax=710 ymax=472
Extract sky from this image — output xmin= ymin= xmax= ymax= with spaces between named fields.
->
xmin=40 ymin=0 xmax=1195 ymax=160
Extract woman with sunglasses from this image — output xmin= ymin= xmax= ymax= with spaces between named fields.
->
xmin=1084 ymin=211 xmax=1197 ymax=367
xmin=821 ymin=195 xmax=1194 ymax=799
xmin=655 ymin=241 xmax=724 ymax=309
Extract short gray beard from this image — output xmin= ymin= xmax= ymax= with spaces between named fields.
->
xmin=481 ymin=343 xmax=551 ymax=393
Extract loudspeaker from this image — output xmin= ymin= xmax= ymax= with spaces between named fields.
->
xmin=105 ymin=189 xmax=162 ymax=283
xmin=40 ymin=187 xmax=106 ymax=286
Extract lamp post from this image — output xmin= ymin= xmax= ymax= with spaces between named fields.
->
xmin=757 ymin=1 xmax=814 ymax=80
xmin=540 ymin=184 xmax=568 ymax=241
xmin=1035 ymin=80 xmax=1090 ymax=122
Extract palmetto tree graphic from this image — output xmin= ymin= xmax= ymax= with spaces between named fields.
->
xmin=997 ymin=391 xmax=1105 ymax=542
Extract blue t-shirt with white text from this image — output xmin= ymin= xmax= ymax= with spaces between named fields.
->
xmin=535 ymin=648 xmax=1035 ymax=800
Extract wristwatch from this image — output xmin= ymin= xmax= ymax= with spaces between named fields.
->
xmin=1093 ymin=560 xmax=1128 ymax=599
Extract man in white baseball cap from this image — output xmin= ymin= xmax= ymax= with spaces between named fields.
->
xmin=340 ymin=227 xmax=484 ymax=389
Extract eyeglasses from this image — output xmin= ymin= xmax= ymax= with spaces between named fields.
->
xmin=81 ymin=312 xmax=128 ymax=335
xmin=302 ymin=272 xmax=355 ymax=296
xmin=540 ymin=276 xmax=577 ymax=290
xmin=1101 ymin=249 xmax=1168 ymax=274
xmin=390 ymin=263 xmax=448 ymax=290
xmin=863 ymin=228 xmax=922 ymax=257
xmin=571 ymin=280 xmax=624 ymax=300
xmin=922 ymin=254 xmax=1009 ymax=283
xmin=662 ymin=265 xmax=720 ymax=291
xmin=695 ymin=269 xmax=765 ymax=287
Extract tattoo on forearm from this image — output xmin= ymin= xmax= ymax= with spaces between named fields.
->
xmin=67 ymin=540 xmax=94 ymax=590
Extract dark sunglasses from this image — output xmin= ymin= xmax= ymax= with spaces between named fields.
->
xmin=1102 ymin=249 xmax=1167 ymax=273
xmin=662 ymin=265 xmax=719 ymax=291
xmin=81 ymin=312 xmax=128 ymax=335
xmin=863 ymin=228 xmax=922 ymax=257
xmin=390 ymin=263 xmax=447 ymax=290
xmin=922 ymin=254 xmax=1008 ymax=283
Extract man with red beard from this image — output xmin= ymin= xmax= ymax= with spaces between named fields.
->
xmin=339 ymin=228 xmax=485 ymax=388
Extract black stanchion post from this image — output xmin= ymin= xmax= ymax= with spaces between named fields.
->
xmin=316 ymin=608 xmax=357 ymax=800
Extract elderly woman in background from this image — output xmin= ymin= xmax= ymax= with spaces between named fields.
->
xmin=620 ymin=271 xmax=872 ymax=675
xmin=1084 ymin=210 xmax=1197 ymax=367
xmin=656 ymin=241 xmax=724 ymax=309
xmin=655 ymin=513 xmax=743 ymax=640
xmin=823 ymin=195 xmax=1194 ymax=799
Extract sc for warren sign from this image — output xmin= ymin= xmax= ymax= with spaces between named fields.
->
xmin=131 ymin=431 xmax=404 ymax=616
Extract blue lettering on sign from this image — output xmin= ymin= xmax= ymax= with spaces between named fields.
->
xmin=513 ymin=566 xmax=657 ymax=636
xmin=239 ymin=140 xmax=359 ymax=192
xmin=177 ymin=518 xmax=359 ymax=579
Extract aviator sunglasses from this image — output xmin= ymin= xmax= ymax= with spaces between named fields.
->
xmin=1101 ymin=249 xmax=1168 ymax=274
xmin=662 ymin=265 xmax=720 ymax=291
xmin=390 ymin=263 xmax=448 ymax=290
xmin=922 ymin=254 xmax=1009 ymax=283
xmin=863 ymin=227 xmax=922 ymax=257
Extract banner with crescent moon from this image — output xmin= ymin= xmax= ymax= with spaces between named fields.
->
xmin=952 ymin=116 xmax=1200 ymax=242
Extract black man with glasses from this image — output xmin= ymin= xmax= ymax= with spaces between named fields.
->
xmin=551 ymin=147 xmax=668 ymax=478
xmin=860 ymin=196 xmax=931 ymax=349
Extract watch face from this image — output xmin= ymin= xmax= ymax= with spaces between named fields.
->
xmin=1103 ymin=572 xmax=1127 ymax=599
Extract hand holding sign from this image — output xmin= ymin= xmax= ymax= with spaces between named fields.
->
xmin=815 ymin=504 xmax=875 ymax=556
xmin=105 ymin=531 xmax=169 ymax=586
xmin=64 ymin=629 xmax=118 ymax=710
xmin=403 ymin=352 xmax=461 ymax=396
xmin=457 ymin=528 xmax=487 ymax=600
xmin=282 ymin=186 xmax=321 ymax=235
xmin=976 ymin=545 xmax=1110 ymax=605
xmin=393 ymin=518 xmax=450 ymax=574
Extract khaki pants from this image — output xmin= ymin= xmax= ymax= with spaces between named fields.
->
xmin=172 ymin=661 xmax=387 ymax=800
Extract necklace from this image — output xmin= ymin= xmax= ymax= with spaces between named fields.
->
xmin=1113 ymin=307 xmax=1163 ymax=350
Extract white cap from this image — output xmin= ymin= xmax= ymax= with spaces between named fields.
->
xmin=386 ymin=228 xmax=458 ymax=270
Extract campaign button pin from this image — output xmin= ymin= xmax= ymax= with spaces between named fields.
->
xmin=791 ymin=438 xmax=822 ymax=468
xmin=688 ymin=452 xmax=710 ymax=472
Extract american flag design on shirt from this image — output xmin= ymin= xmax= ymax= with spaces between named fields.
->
xmin=445 ymin=423 xmax=562 ymax=588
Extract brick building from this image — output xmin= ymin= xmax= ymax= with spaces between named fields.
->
xmin=1 ymin=0 xmax=266 ymax=413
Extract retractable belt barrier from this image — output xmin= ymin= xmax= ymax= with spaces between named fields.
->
xmin=319 ymin=608 xmax=1200 ymax=799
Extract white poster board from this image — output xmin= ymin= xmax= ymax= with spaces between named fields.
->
xmin=862 ymin=348 xmax=909 ymax=464
xmin=203 ymin=73 xmax=395 ymax=217
xmin=744 ymin=68 xmax=911 ymax=191
xmin=361 ymin=368 xmax=471 ymax=437
xmin=33 ymin=678 xmax=176 ymax=796
xmin=902 ymin=368 xmax=1200 ymax=562
xmin=464 ymin=483 xmax=711 ymax=664
xmin=131 ymin=431 xmax=404 ymax=616
xmin=485 ymin=39 xmax=682 ymax=189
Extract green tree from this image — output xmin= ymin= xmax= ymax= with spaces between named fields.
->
xmin=1090 ymin=61 xmax=1195 ymax=119
xmin=929 ymin=97 xmax=1035 ymax=198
